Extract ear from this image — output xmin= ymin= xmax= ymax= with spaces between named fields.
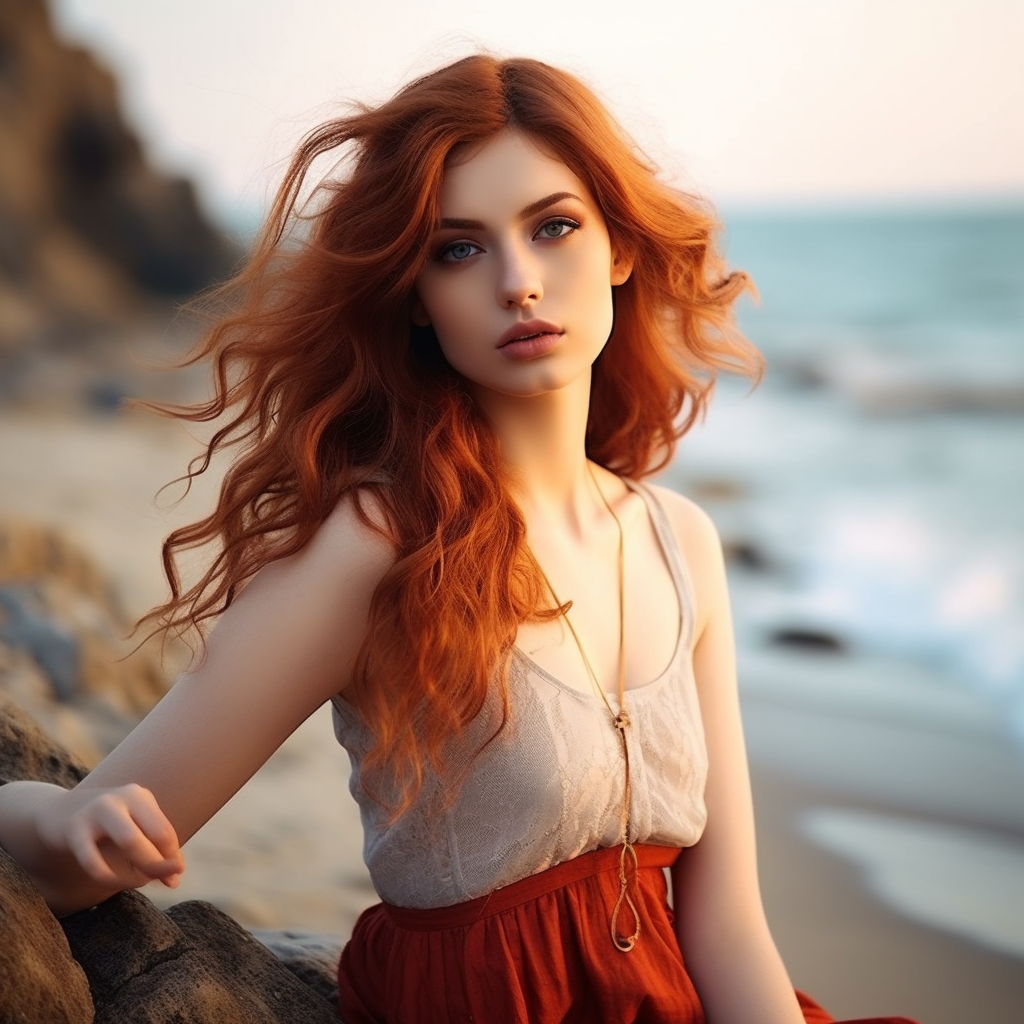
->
xmin=610 ymin=249 xmax=634 ymax=286
xmin=411 ymin=293 xmax=431 ymax=327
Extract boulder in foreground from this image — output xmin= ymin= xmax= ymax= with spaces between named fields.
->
xmin=0 ymin=699 xmax=345 ymax=1022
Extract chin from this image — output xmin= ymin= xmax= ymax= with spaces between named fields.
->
xmin=473 ymin=371 xmax=588 ymax=403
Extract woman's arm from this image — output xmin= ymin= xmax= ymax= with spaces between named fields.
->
xmin=0 ymin=494 xmax=394 ymax=916
xmin=656 ymin=487 xmax=804 ymax=1024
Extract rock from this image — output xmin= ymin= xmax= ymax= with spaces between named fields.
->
xmin=0 ymin=585 xmax=80 ymax=700
xmin=0 ymin=518 xmax=171 ymax=767
xmin=768 ymin=627 xmax=846 ymax=654
xmin=0 ymin=0 xmax=240 ymax=402
xmin=0 ymin=697 xmax=89 ymax=789
xmin=60 ymin=894 xmax=342 ymax=1024
xmin=251 ymin=927 xmax=345 ymax=1006
xmin=0 ymin=844 xmax=95 ymax=1023
xmin=0 ymin=511 xmax=349 ymax=1024
xmin=167 ymin=902 xmax=342 ymax=1024
xmin=687 ymin=477 xmax=746 ymax=503
xmin=0 ymin=534 xmax=353 ymax=1022
xmin=0 ymin=700 xmax=345 ymax=1023
xmin=0 ymin=701 xmax=94 ymax=1021
xmin=723 ymin=539 xmax=774 ymax=573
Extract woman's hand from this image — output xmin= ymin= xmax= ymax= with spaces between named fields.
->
xmin=35 ymin=783 xmax=183 ymax=893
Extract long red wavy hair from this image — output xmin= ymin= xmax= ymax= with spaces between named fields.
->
xmin=144 ymin=54 xmax=761 ymax=816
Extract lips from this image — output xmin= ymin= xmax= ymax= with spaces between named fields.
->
xmin=496 ymin=319 xmax=563 ymax=349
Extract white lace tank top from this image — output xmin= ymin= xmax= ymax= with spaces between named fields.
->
xmin=331 ymin=481 xmax=708 ymax=909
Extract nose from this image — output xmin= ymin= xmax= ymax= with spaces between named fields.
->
xmin=497 ymin=242 xmax=543 ymax=309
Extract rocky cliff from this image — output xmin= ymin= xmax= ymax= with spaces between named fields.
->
xmin=0 ymin=0 xmax=238 ymax=401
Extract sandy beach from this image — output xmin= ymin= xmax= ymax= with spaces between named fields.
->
xmin=743 ymin=648 xmax=1024 ymax=1022
xmin=2 ymin=406 xmax=1022 ymax=1023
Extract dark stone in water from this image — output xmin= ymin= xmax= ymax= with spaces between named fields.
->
xmin=725 ymin=540 xmax=774 ymax=573
xmin=85 ymin=379 xmax=128 ymax=414
xmin=769 ymin=627 xmax=846 ymax=653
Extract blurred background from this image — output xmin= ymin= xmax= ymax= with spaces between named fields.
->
xmin=0 ymin=1 xmax=1021 ymax=1021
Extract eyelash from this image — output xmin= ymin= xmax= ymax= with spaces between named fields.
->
xmin=434 ymin=216 xmax=581 ymax=263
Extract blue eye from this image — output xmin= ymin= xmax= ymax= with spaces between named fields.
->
xmin=438 ymin=240 xmax=481 ymax=263
xmin=536 ymin=217 xmax=579 ymax=240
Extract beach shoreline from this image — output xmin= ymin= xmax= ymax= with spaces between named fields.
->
xmin=743 ymin=647 xmax=1024 ymax=1023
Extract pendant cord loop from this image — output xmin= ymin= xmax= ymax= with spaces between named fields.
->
xmin=611 ymin=839 xmax=641 ymax=952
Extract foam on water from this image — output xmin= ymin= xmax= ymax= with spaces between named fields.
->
xmin=801 ymin=808 xmax=1024 ymax=960
xmin=671 ymin=203 xmax=1024 ymax=751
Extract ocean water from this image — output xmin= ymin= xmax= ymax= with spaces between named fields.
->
xmin=669 ymin=203 xmax=1024 ymax=746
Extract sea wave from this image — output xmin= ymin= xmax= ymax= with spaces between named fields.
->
xmin=772 ymin=348 xmax=1024 ymax=414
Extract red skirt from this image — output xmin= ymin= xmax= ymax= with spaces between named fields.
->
xmin=337 ymin=844 xmax=921 ymax=1024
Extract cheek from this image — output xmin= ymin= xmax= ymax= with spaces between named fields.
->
xmin=415 ymin=281 xmax=486 ymax=374
xmin=417 ymin=275 xmax=476 ymax=337
xmin=587 ymin=291 xmax=616 ymax=347
xmin=568 ymin=235 xmax=614 ymax=293
xmin=430 ymin=309 xmax=475 ymax=365
xmin=573 ymin=255 xmax=616 ymax=330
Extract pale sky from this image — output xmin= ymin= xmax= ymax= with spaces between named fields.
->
xmin=51 ymin=0 xmax=1024 ymax=228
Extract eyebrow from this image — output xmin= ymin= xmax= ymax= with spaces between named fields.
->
xmin=438 ymin=191 xmax=583 ymax=230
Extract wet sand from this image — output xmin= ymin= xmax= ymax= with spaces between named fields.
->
xmin=2 ymin=408 xmax=1022 ymax=1023
xmin=743 ymin=650 xmax=1024 ymax=1022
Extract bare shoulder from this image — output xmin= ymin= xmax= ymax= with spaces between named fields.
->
xmin=643 ymin=482 xmax=721 ymax=549
xmin=239 ymin=488 xmax=395 ymax=602
xmin=643 ymin=482 xmax=724 ymax=572
xmin=641 ymin=482 xmax=728 ymax=642
xmin=196 ymin=487 xmax=398 ymax=700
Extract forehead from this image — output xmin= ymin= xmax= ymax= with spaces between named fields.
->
xmin=438 ymin=130 xmax=593 ymax=217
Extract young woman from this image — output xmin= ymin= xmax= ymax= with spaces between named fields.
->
xmin=0 ymin=56 xmax=921 ymax=1024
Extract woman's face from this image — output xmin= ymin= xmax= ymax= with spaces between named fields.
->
xmin=414 ymin=130 xmax=631 ymax=401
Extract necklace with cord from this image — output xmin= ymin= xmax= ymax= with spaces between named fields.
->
xmin=534 ymin=461 xmax=640 ymax=953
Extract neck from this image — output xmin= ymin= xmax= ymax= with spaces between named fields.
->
xmin=469 ymin=373 xmax=598 ymax=532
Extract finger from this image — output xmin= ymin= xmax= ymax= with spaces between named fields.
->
xmin=93 ymin=786 xmax=183 ymax=879
xmin=75 ymin=794 xmax=175 ymax=885
xmin=64 ymin=817 xmax=125 ymax=887
xmin=100 ymin=816 xmax=180 ymax=881
xmin=123 ymin=789 xmax=184 ymax=869
xmin=99 ymin=839 xmax=182 ymax=890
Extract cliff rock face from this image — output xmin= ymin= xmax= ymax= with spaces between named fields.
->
xmin=0 ymin=0 xmax=237 ymax=387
